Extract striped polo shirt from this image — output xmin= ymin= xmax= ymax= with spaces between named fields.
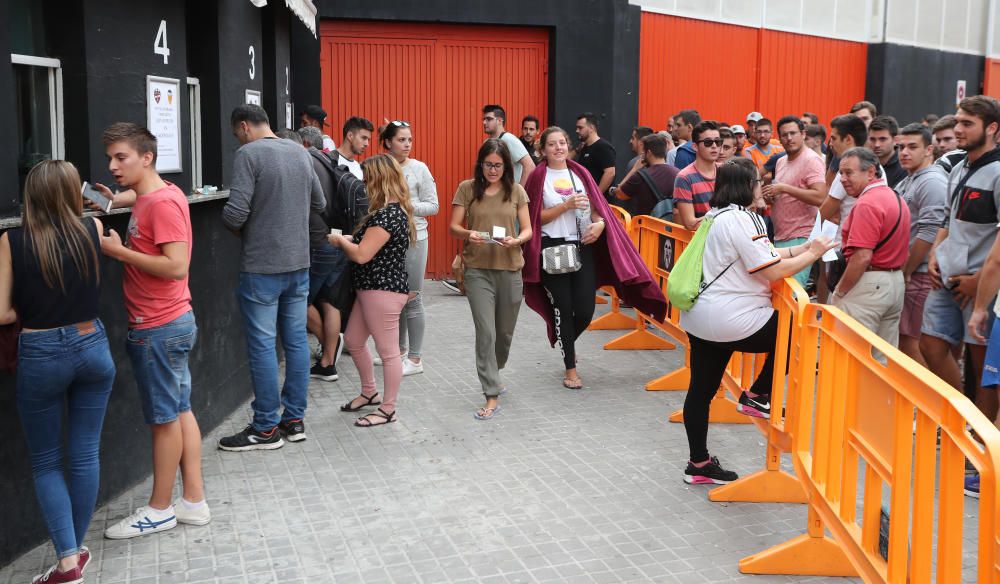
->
xmin=673 ymin=163 xmax=716 ymax=218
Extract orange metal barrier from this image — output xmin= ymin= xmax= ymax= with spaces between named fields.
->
xmin=604 ymin=215 xmax=692 ymax=388
xmin=590 ymin=206 xmax=640 ymax=331
xmin=739 ymin=303 xmax=1000 ymax=581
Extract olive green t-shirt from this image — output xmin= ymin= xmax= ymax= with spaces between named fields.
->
xmin=453 ymin=179 xmax=529 ymax=271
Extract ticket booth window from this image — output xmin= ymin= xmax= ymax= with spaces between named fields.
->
xmin=12 ymin=55 xmax=64 ymax=194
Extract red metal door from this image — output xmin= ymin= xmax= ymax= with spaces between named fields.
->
xmin=320 ymin=21 xmax=549 ymax=277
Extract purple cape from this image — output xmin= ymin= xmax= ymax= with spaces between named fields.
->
xmin=523 ymin=159 xmax=667 ymax=345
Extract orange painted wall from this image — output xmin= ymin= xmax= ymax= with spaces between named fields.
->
xmin=639 ymin=12 xmax=868 ymax=130
xmin=985 ymin=58 xmax=1000 ymax=99
xmin=320 ymin=21 xmax=549 ymax=277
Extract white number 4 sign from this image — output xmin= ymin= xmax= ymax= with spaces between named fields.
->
xmin=154 ymin=20 xmax=170 ymax=64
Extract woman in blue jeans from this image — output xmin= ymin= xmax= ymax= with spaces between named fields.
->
xmin=0 ymin=160 xmax=115 ymax=583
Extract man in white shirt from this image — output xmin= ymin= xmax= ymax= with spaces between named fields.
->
xmin=332 ymin=116 xmax=373 ymax=180
xmin=482 ymin=104 xmax=535 ymax=186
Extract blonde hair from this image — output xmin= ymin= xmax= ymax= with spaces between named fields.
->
xmin=22 ymin=160 xmax=100 ymax=292
xmin=358 ymin=154 xmax=417 ymax=245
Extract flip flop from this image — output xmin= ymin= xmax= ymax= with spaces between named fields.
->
xmin=474 ymin=405 xmax=501 ymax=420
xmin=563 ymin=377 xmax=583 ymax=390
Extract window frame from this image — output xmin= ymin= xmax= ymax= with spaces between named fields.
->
xmin=10 ymin=53 xmax=64 ymax=161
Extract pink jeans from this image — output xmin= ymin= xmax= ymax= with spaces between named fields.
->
xmin=344 ymin=290 xmax=408 ymax=411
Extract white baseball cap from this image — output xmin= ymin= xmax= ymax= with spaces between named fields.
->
xmin=746 ymin=112 xmax=763 ymax=123
xmin=730 ymin=125 xmax=746 ymax=135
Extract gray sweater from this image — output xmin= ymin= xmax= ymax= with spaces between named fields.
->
xmin=223 ymin=137 xmax=325 ymax=273
xmin=897 ymin=165 xmax=948 ymax=273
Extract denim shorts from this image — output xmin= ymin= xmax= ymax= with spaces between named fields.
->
xmin=308 ymin=243 xmax=348 ymax=305
xmin=984 ymin=315 xmax=1000 ymax=388
xmin=126 ymin=311 xmax=197 ymax=425
xmin=920 ymin=287 xmax=989 ymax=346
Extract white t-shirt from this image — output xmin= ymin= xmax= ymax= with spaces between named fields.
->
xmin=322 ymin=135 xmax=336 ymax=152
xmin=680 ymin=205 xmax=780 ymax=342
xmin=337 ymin=155 xmax=363 ymax=180
xmin=541 ymin=167 xmax=585 ymax=240
xmin=500 ymin=132 xmax=530 ymax=183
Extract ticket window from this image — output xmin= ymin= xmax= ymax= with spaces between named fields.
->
xmin=12 ymin=54 xmax=64 ymax=194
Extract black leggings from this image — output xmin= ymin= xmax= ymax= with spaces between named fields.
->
xmin=683 ymin=312 xmax=778 ymax=463
xmin=540 ymin=237 xmax=597 ymax=370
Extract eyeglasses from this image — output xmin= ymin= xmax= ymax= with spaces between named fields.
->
xmin=390 ymin=120 xmax=410 ymax=127
xmin=481 ymin=162 xmax=504 ymax=171
xmin=482 ymin=116 xmax=497 ymax=122
xmin=698 ymin=139 xmax=723 ymax=147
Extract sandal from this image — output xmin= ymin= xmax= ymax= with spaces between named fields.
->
xmin=340 ymin=393 xmax=381 ymax=412
xmin=563 ymin=377 xmax=583 ymax=390
xmin=474 ymin=405 xmax=501 ymax=420
xmin=355 ymin=408 xmax=396 ymax=427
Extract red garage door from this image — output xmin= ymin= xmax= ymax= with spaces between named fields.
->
xmin=320 ymin=20 xmax=549 ymax=277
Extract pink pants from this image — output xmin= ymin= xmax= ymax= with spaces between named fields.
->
xmin=344 ymin=290 xmax=408 ymax=411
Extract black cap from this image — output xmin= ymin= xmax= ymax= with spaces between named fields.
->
xmin=302 ymin=105 xmax=328 ymax=126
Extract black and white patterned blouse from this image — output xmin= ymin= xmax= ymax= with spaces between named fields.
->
xmin=352 ymin=203 xmax=410 ymax=294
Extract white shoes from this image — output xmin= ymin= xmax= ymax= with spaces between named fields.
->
xmin=402 ymin=358 xmax=424 ymax=376
xmin=104 ymin=505 xmax=177 ymax=539
xmin=173 ymin=498 xmax=212 ymax=526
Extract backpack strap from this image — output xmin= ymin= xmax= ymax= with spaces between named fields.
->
xmin=637 ymin=168 xmax=668 ymax=202
xmin=698 ymin=208 xmax=737 ymax=295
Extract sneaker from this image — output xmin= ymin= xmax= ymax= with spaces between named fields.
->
xmin=32 ymin=565 xmax=83 ymax=584
xmin=279 ymin=418 xmax=307 ymax=442
xmin=684 ymin=456 xmax=739 ymax=485
xmin=737 ymin=391 xmax=771 ymax=419
xmin=373 ymin=356 xmax=383 ymax=366
xmin=310 ymin=361 xmax=339 ymax=381
xmin=104 ymin=505 xmax=177 ymax=539
xmin=441 ymin=279 xmax=462 ymax=294
xmin=965 ymin=474 xmax=980 ymax=498
xmin=402 ymin=358 xmax=424 ymax=376
xmin=174 ymin=499 xmax=212 ymax=526
xmin=218 ymin=425 xmax=284 ymax=451
xmin=78 ymin=547 xmax=90 ymax=574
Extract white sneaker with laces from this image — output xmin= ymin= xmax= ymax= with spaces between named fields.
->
xmin=402 ymin=358 xmax=424 ymax=376
xmin=174 ymin=499 xmax=212 ymax=525
xmin=104 ymin=505 xmax=177 ymax=539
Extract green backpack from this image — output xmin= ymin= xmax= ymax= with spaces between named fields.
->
xmin=667 ymin=209 xmax=735 ymax=311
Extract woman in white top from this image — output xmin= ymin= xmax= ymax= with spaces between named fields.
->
xmin=679 ymin=157 xmax=833 ymax=486
xmin=381 ymin=121 xmax=439 ymax=376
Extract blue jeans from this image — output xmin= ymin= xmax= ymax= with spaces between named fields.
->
xmin=126 ymin=311 xmax=197 ymax=425
xmin=238 ymin=270 xmax=310 ymax=431
xmin=16 ymin=320 xmax=116 ymax=558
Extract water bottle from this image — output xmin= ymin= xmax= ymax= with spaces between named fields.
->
xmin=575 ymin=192 xmax=592 ymax=231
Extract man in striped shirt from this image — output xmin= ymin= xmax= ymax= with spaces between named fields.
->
xmin=674 ymin=120 xmax=721 ymax=230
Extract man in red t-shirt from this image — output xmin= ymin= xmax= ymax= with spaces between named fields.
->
xmin=96 ymin=123 xmax=210 ymax=539
xmin=831 ymin=147 xmax=911 ymax=347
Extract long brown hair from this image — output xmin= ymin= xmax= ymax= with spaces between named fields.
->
xmin=358 ymin=154 xmax=417 ymax=245
xmin=473 ymin=138 xmax=514 ymax=203
xmin=22 ymin=160 xmax=100 ymax=291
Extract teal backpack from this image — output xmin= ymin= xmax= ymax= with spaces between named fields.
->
xmin=667 ymin=209 xmax=735 ymax=311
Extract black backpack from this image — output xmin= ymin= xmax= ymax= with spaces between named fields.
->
xmin=310 ymin=149 xmax=369 ymax=232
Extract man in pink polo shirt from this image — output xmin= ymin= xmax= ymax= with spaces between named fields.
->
xmin=831 ymin=147 xmax=911 ymax=347
xmin=764 ymin=116 xmax=829 ymax=287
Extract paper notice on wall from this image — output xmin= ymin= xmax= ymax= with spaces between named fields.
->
xmin=245 ymin=90 xmax=261 ymax=106
xmin=286 ymin=103 xmax=293 ymax=129
xmin=146 ymin=76 xmax=182 ymax=173
xmin=808 ymin=210 xmax=839 ymax=262
xmin=957 ymin=80 xmax=967 ymax=106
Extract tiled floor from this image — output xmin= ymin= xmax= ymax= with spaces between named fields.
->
xmin=4 ymin=283 xmax=960 ymax=583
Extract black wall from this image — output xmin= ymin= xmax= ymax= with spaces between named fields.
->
xmin=309 ymin=0 xmax=642 ymax=176
xmin=1 ymin=0 xmax=308 ymax=564
xmin=0 ymin=0 xmax=19 ymax=215
xmin=866 ymin=43 xmax=985 ymax=125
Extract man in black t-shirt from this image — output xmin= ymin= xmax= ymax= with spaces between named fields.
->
xmin=575 ymin=112 xmax=617 ymax=196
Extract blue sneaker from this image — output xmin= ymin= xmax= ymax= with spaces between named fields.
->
xmin=965 ymin=474 xmax=980 ymax=499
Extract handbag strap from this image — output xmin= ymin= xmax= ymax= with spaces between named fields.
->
xmin=873 ymin=192 xmax=903 ymax=252
xmin=565 ymin=169 xmax=584 ymax=243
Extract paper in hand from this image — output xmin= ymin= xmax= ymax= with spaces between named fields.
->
xmin=807 ymin=210 xmax=839 ymax=262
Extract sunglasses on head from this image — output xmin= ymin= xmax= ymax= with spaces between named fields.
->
xmin=390 ymin=120 xmax=410 ymax=127
xmin=698 ymin=138 xmax=723 ymax=147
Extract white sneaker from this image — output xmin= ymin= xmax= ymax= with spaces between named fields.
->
xmin=373 ymin=356 xmax=383 ymax=366
xmin=104 ymin=505 xmax=177 ymax=539
xmin=174 ymin=499 xmax=212 ymax=526
xmin=402 ymin=358 xmax=424 ymax=376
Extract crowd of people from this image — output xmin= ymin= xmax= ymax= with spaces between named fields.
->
xmin=8 ymin=93 xmax=998 ymax=582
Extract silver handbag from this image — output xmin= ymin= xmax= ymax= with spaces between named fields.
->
xmin=542 ymin=243 xmax=582 ymax=274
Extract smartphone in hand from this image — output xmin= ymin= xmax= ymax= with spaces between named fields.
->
xmin=81 ymin=182 xmax=113 ymax=213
